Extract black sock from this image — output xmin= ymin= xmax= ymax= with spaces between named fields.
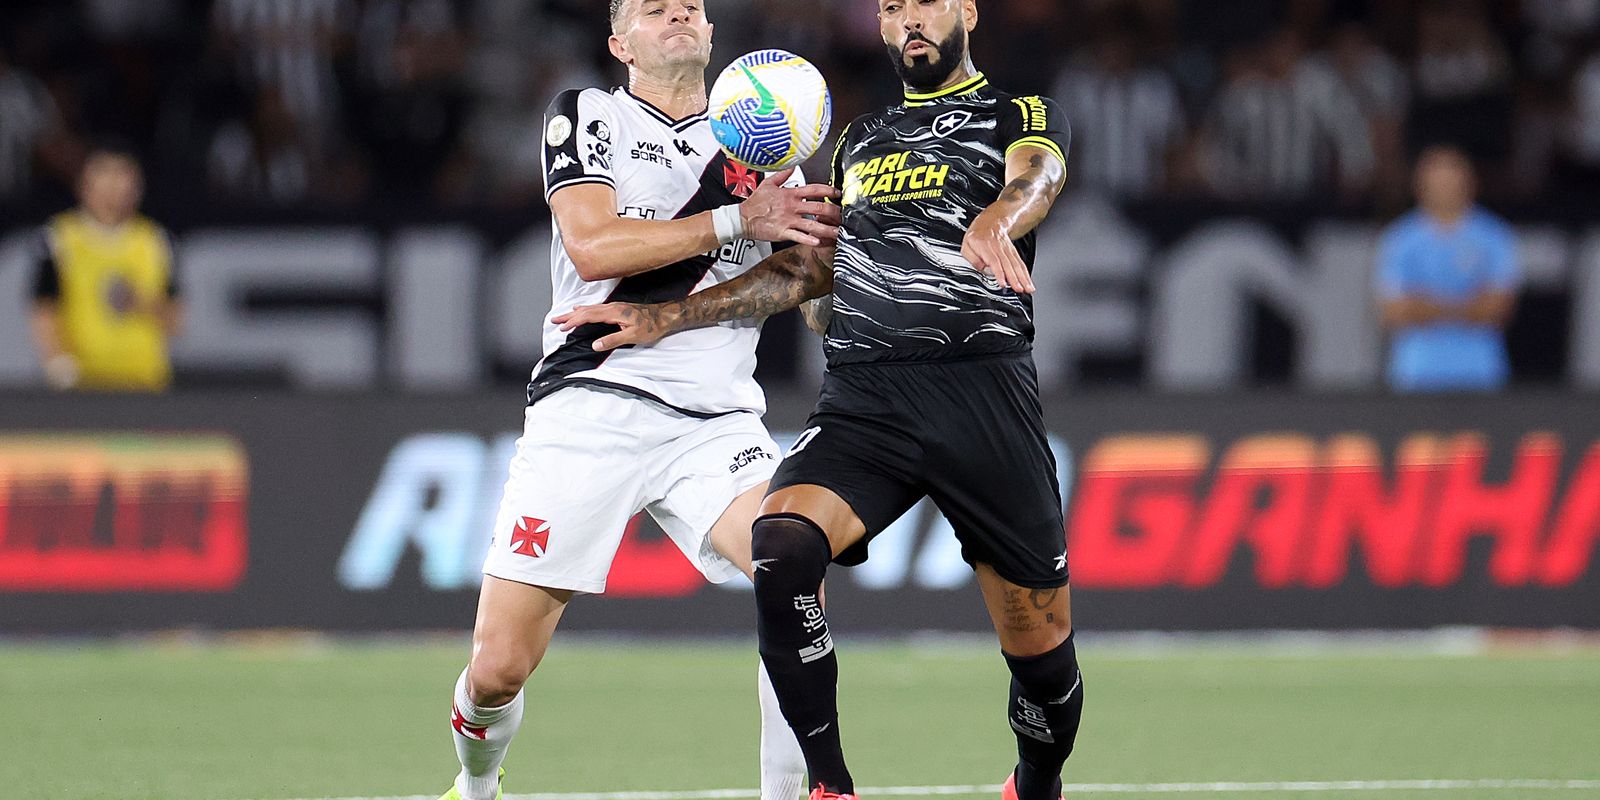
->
xmin=1004 ymin=632 xmax=1084 ymax=800
xmin=752 ymin=513 xmax=852 ymax=794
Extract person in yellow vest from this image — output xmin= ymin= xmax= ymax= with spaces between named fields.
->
xmin=30 ymin=146 xmax=182 ymax=391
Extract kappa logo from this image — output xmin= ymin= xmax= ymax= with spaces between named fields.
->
xmin=510 ymin=516 xmax=551 ymax=558
xmin=728 ymin=446 xmax=775 ymax=474
xmin=549 ymin=152 xmax=577 ymax=172
xmin=933 ymin=110 xmax=972 ymax=137
xmin=675 ymin=138 xmax=700 ymax=157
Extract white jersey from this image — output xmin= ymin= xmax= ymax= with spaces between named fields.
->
xmin=532 ymin=86 xmax=802 ymax=418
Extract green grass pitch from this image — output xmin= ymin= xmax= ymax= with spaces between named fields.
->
xmin=1 ymin=638 xmax=1597 ymax=800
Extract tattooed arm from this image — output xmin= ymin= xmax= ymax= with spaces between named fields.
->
xmin=552 ymin=244 xmax=834 ymax=352
xmin=960 ymin=145 xmax=1069 ymax=295
xmin=800 ymin=294 xmax=834 ymax=336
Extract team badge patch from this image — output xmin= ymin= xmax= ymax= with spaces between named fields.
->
xmin=933 ymin=110 xmax=972 ymax=137
xmin=510 ymin=516 xmax=551 ymax=558
xmin=546 ymin=115 xmax=573 ymax=147
xmin=724 ymin=160 xmax=758 ymax=198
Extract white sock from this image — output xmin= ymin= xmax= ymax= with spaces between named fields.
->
xmin=759 ymin=661 xmax=808 ymax=800
xmin=452 ymin=667 xmax=525 ymax=800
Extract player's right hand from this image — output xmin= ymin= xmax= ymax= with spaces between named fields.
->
xmin=740 ymin=167 xmax=842 ymax=247
xmin=553 ymin=302 xmax=670 ymax=351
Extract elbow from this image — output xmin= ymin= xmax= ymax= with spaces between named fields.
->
xmin=566 ymin=245 xmax=614 ymax=282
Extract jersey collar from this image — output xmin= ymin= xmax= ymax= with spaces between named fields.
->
xmin=903 ymin=72 xmax=989 ymax=107
xmin=620 ymin=87 xmax=708 ymax=132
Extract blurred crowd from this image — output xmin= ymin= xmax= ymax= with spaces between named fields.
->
xmin=4 ymin=0 xmax=1600 ymax=214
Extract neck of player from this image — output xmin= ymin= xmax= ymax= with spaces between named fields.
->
xmin=909 ymin=57 xmax=980 ymax=97
xmin=629 ymin=68 xmax=708 ymax=120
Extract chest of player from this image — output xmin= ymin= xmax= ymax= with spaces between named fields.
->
xmin=608 ymin=113 xmax=754 ymax=220
xmin=51 ymin=219 xmax=168 ymax=308
xmin=1409 ymin=233 xmax=1498 ymax=296
xmin=840 ymin=104 xmax=1007 ymax=210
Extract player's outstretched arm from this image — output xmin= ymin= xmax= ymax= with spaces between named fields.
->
xmin=551 ymin=168 xmax=840 ymax=282
xmin=553 ymin=243 xmax=834 ymax=351
xmin=961 ymin=145 xmax=1068 ymax=295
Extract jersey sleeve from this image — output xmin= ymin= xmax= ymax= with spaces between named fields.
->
xmin=827 ymin=122 xmax=854 ymax=194
xmin=999 ymin=95 xmax=1071 ymax=170
xmin=1482 ymin=219 xmax=1520 ymax=292
xmin=543 ymin=88 xmax=620 ymax=201
xmin=31 ymin=228 xmax=60 ymax=302
xmin=160 ymin=227 xmax=181 ymax=300
xmin=1375 ymin=224 xmax=1412 ymax=300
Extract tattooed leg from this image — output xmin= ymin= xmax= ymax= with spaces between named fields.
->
xmin=976 ymin=564 xmax=1082 ymax=800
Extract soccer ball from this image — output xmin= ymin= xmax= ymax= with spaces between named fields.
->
xmin=709 ymin=49 xmax=832 ymax=172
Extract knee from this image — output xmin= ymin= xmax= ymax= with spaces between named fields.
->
xmin=1004 ymin=631 xmax=1081 ymax=698
xmin=1001 ymin=621 xmax=1074 ymax=659
xmin=467 ymin=650 xmax=536 ymax=707
xmin=751 ymin=514 xmax=833 ymax=592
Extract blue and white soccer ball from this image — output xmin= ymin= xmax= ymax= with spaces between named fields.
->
xmin=709 ymin=49 xmax=832 ymax=172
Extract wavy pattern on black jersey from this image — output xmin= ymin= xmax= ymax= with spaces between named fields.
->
xmin=824 ymin=82 xmax=1070 ymax=366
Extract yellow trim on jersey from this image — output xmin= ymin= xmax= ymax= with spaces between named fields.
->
xmin=1006 ymin=135 xmax=1066 ymax=168
xmin=903 ymin=72 xmax=989 ymax=106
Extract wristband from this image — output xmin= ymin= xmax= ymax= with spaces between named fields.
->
xmin=712 ymin=204 xmax=746 ymax=245
xmin=45 ymin=354 xmax=79 ymax=390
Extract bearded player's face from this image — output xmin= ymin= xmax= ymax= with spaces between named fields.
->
xmin=614 ymin=0 xmax=714 ymax=73
xmin=879 ymin=0 xmax=975 ymax=92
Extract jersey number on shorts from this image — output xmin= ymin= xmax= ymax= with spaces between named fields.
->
xmin=787 ymin=427 xmax=822 ymax=456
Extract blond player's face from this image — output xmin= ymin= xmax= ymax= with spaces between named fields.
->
xmin=80 ymin=156 xmax=143 ymax=223
xmin=615 ymin=0 xmax=714 ymax=73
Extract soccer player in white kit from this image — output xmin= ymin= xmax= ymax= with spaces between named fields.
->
xmin=437 ymin=2 xmax=841 ymax=799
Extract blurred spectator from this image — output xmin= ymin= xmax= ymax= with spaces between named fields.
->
xmin=3 ymin=1 xmax=1600 ymax=214
xmin=1408 ymin=1 xmax=1514 ymax=168
xmin=209 ymin=0 xmax=351 ymax=144
xmin=1561 ymin=44 xmax=1600 ymax=189
xmin=1377 ymin=146 xmax=1518 ymax=393
xmin=0 ymin=49 xmax=69 ymax=199
xmin=31 ymin=146 xmax=182 ymax=392
xmin=345 ymin=0 xmax=469 ymax=202
xmin=1320 ymin=21 xmax=1408 ymax=204
xmin=1198 ymin=28 xmax=1374 ymax=201
xmin=1052 ymin=21 xmax=1188 ymax=198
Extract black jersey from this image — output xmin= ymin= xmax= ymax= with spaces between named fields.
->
xmin=824 ymin=73 xmax=1070 ymax=366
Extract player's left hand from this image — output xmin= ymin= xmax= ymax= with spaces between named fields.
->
xmin=962 ymin=214 xmax=1035 ymax=294
xmin=553 ymin=302 xmax=671 ymax=351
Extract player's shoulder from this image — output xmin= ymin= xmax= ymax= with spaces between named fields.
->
xmin=1381 ymin=210 xmax=1427 ymax=244
xmin=987 ymin=86 xmax=1066 ymax=119
xmin=545 ymin=86 xmax=620 ymax=119
xmin=1467 ymin=207 xmax=1514 ymax=239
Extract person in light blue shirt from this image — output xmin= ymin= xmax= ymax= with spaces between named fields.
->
xmin=1377 ymin=145 xmax=1519 ymax=392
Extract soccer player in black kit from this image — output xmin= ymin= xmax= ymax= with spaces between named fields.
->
xmin=555 ymin=2 xmax=1080 ymax=799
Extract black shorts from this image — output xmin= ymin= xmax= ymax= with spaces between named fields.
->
xmin=769 ymin=353 xmax=1068 ymax=588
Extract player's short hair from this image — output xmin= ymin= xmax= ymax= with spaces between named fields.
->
xmin=609 ymin=0 xmax=630 ymax=30
xmin=81 ymin=140 xmax=142 ymax=174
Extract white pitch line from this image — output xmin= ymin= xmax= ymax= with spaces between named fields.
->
xmin=276 ymin=778 xmax=1600 ymax=800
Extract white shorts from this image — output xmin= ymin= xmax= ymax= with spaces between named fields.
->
xmin=482 ymin=385 xmax=780 ymax=594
